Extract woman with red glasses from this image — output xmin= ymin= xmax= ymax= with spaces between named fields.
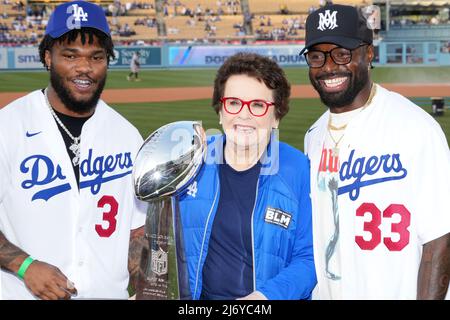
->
xmin=178 ymin=52 xmax=316 ymax=300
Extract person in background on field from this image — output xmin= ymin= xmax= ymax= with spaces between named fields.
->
xmin=127 ymin=51 xmax=141 ymax=81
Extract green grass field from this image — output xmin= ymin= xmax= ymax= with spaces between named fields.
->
xmin=1 ymin=66 xmax=449 ymax=150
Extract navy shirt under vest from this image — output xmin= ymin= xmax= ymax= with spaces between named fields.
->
xmin=200 ymin=157 xmax=261 ymax=300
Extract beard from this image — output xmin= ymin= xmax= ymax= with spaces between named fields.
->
xmin=309 ymin=65 xmax=369 ymax=109
xmin=50 ymin=66 xmax=106 ymax=114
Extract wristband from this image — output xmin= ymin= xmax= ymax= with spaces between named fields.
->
xmin=17 ymin=256 xmax=34 ymax=279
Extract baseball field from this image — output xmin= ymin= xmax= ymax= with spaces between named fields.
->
xmin=1 ymin=65 xmax=449 ymax=151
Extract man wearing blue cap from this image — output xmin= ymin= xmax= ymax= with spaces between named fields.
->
xmin=0 ymin=1 xmax=146 ymax=299
xmin=302 ymin=4 xmax=450 ymax=299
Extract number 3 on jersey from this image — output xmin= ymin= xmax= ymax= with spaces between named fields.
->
xmin=95 ymin=195 xmax=118 ymax=237
xmin=355 ymin=203 xmax=411 ymax=251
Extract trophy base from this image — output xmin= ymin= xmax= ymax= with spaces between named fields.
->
xmin=135 ymin=198 xmax=192 ymax=300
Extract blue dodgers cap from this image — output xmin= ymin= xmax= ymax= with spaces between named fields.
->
xmin=45 ymin=0 xmax=110 ymax=38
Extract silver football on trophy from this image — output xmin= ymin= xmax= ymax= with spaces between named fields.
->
xmin=133 ymin=121 xmax=206 ymax=201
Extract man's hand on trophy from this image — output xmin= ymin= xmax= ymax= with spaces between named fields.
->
xmin=236 ymin=291 xmax=268 ymax=300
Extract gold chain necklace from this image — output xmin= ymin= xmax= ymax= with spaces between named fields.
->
xmin=327 ymin=83 xmax=377 ymax=157
xmin=327 ymin=130 xmax=345 ymax=157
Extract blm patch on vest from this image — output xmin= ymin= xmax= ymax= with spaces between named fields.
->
xmin=264 ymin=207 xmax=292 ymax=229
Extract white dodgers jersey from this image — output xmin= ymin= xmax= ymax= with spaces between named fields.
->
xmin=0 ymin=90 xmax=147 ymax=299
xmin=305 ymin=84 xmax=450 ymax=299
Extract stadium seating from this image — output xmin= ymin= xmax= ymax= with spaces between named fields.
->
xmin=249 ymin=0 xmax=370 ymax=14
xmin=108 ymin=16 xmax=157 ymax=41
xmin=163 ymin=0 xmax=241 ymax=17
xmin=164 ymin=14 xmax=244 ymax=40
xmin=0 ymin=0 xmax=372 ymax=44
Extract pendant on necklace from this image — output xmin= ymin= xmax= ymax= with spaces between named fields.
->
xmin=332 ymin=147 xmax=339 ymax=157
xmin=69 ymin=138 xmax=80 ymax=166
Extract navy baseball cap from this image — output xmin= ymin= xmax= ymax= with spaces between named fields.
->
xmin=300 ymin=4 xmax=373 ymax=55
xmin=45 ymin=0 xmax=110 ymax=38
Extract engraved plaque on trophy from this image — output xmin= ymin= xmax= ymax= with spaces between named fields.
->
xmin=132 ymin=121 xmax=206 ymax=300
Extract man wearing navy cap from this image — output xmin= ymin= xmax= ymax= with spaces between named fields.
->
xmin=0 ymin=1 xmax=146 ymax=299
xmin=302 ymin=4 xmax=450 ymax=299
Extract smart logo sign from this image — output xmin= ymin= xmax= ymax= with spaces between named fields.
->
xmin=15 ymin=47 xmax=41 ymax=69
xmin=169 ymin=45 xmax=307 ymax=67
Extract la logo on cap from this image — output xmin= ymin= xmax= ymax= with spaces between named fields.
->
xmin=66 ymin=3 xmax=88 ymax=30
xmin=317 ymin=10 xmax=338 ymax=31
xmin=69 ymin=3 xmax=88 ymax=22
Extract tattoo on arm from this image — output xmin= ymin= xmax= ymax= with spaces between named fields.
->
xmin=417 ymin=232 xmax=450 ymax=300
xmin=0 ymin=231 xmax=28 ymax=273
xmin=128 ymin=226 xmax=146 ymax=294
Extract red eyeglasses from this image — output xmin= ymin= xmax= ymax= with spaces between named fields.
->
xmin=220 ymin=97 xmax=275 ymax=117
